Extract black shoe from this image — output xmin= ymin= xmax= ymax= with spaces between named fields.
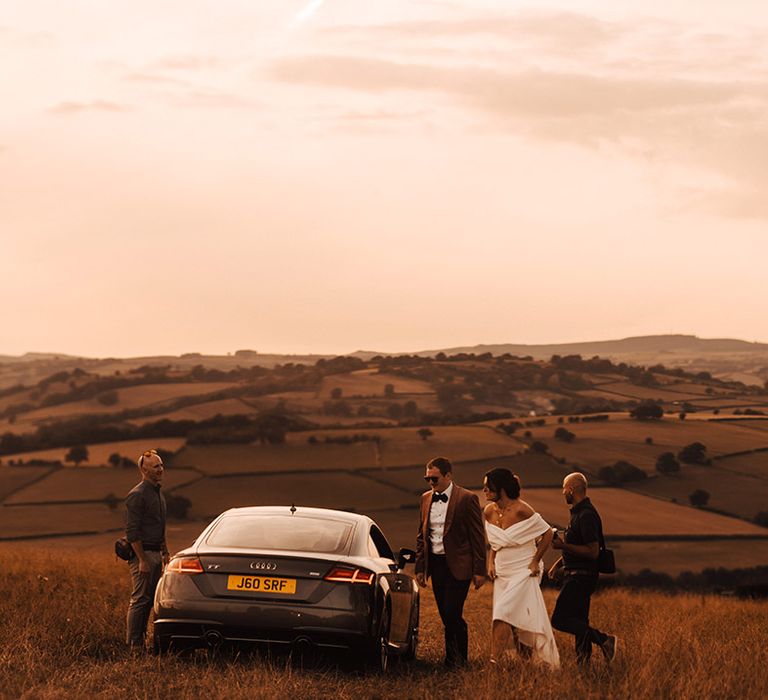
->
xmin=600 ymin=635 xmax=618 ymax=663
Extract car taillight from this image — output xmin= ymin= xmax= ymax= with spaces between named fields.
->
xmin=166 ymin=556 xmax=204 ymax=575
xmin=324 ymin=566 xmax=375 ymax=585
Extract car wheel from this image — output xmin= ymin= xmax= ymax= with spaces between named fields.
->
xmin=368 ymin=605 xmax=391 ymax=673
xmin=404 ymin=599 xmax=420 ymax=662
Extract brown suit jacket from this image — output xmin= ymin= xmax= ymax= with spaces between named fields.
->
xmin=415 ymin=484 xmax=487 ymax=581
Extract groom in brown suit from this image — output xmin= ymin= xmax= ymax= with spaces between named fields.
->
xmin=415 ymin=457 xmax=486 ymax=668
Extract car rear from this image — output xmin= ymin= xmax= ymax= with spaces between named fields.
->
xmin=153 ymin=511 xmax=380 ymax=652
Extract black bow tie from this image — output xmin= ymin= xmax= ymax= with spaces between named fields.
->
xmin=432 ymin=492 xmax=448 ymax=503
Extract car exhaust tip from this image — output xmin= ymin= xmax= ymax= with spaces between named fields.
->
xmin=204 ymin=630 xmax=224 ymax=647
xmin=292 ymin=636 xmax=316 ymax=655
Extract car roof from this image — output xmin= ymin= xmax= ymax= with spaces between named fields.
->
xmin=217 ymin=505 xmax=375 ymax=527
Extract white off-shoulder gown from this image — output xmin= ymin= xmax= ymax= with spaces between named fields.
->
xmin=486 ymin=513 xmax=560 ymax=668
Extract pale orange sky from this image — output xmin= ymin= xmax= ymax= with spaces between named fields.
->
xmin=2 ymin=1 xmax=767 ymax=357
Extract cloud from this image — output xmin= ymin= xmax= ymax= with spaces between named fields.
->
xmin=322 ymin=11 xmax=623 ymax=50
xmin=47 ymin=100 xmax=130 ymax=115
xmin=148 ymin=55 xmax=221 ymax=71
xmin=122 ymin=72 xmax=192 ymax=87
xmin=168 ymin=90 xmax=256 ymax=109
xmin=269 ymin=55 xmax=748 ymax=117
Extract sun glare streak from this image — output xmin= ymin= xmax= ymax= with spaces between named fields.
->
xmin=294 ymin=0 xmax=327 ymax=25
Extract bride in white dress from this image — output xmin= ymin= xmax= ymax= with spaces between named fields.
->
xmin=482 ymin=468 xmax=560 ymax=668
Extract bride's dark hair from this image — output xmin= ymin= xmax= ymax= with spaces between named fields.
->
xmin=484 ymin=468 xmax=521 ymax=499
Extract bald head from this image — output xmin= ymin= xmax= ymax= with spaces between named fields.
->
xmin=563 ymin=472 xmax=587 ymax=505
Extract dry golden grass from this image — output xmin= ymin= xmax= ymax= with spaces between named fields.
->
xmin=0 ymin=503 xmax=124 ymax=538
xmin=0 ymin=547 xmax=766 ymax=699
xmin=0 ymin=465 xmax=53 ymax=501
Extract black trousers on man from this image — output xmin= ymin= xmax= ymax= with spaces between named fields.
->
xmin=429 ymin=554 xmax=471 ymax=667
xmin=551 ymin=573 xmax=608 ymax=664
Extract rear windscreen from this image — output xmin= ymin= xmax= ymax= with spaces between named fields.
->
xmin=206 ymin=515 xmax=354 ymax=554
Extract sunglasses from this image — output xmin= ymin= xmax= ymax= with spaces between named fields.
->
xmin=423 ymin=476 xmax=439 ymax=484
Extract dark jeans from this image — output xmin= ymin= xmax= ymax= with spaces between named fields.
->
xmin=126 ymin=550 xmax=163 ymax=648
xmin=429 ymin=554 xmax=471 ymax=667
xmin=551 ymin=574 xmax=608 ymax=664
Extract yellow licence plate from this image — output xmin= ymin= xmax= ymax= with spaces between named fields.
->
xmin=227 ymin=575 xmax=296 ymax=594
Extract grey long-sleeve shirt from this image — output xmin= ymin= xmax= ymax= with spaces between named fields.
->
xmin=125 ymin=480 xmax=167 ymax=547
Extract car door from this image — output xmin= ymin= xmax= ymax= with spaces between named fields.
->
xmin=368 ymin=525 xmax=415 ymax=645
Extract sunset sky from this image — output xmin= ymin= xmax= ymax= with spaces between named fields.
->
xmin=2 ymin=0 xmax=767 ymax=357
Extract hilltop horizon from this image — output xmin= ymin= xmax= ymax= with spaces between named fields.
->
xmin=3 ymin=333 xmax=768 ymax=363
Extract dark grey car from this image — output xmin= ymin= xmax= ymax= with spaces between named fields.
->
xmin=153 ymin=506 xmax=419 ymax=669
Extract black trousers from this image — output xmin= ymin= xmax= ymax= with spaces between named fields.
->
xmin=551 ymin=574 xmax=608 ymax=664
xmin=429 ymin=554 xmax=471 ymax=667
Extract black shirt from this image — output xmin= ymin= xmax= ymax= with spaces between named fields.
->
xmin=125 ymin=480 xmax=167 ymax=547
xmin=562 ymin=497 xmax=602 ymax=573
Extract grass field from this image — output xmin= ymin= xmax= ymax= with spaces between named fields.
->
xmin=319 ymin=369 xmax=435 ymax=398
xmin=714 ymin=451 xmax=768 ymax=478
xmin=0 ymin=465 xmax=53 ymax=501
xmin=0 ymin=503 xmax=124 ymax=539
xmin=127 ymin=398 xmax=256 ymax=426
xmin=174 ymin=473 xmax=412 ymax=519
xmin=627 ymin=468 xmax=768 ymax=522
xmin=4 ymin=467 xmax=200 ymax=504
xmin=0 ymin=548 xmax=766 ymax=699
xmin=4 ymin=438 xmax=187 ymax=467
xmin=17 ymin=382 xmax=238 ymax=423
xmin=523 ymin=417 xmax=768 ymax=473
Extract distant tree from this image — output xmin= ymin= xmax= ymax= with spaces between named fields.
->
xmin=418 ymin=428 xmax=434 ymax=442
xmin=384 ymin=384 xmax=395 ymax=399
xmin=530 ymin=441 xmax=549 ymax=454
xmin=678 ymin=442 xmax=708 ymax=465
xmin=96 ymin=390 xmax=119 ymax=406
xmin=105 ymin=492 xmax=120 ymax=511
xmin=656 ymin=452 xmax=680 ymax=474
xmin=403 ymin=401 xmax=419 ymax=418
xmin=307 ymin=436 xmax=319 ymax=445
xmin=689 ymin=489 xmax=710 ymax=507
xmin=599 ymin=460 xmax=646 ymax=485
xmin=387 ymin=403 xmax=403 ymax=419
xmin=630 ymin=402 xmax=664 ymax=420
xmin=713 ymin=409 xmax=720 ymax=415
xmin=356 ymin=405 xmax=370 ymax=417
xmin=554 ymin=427 xmax=575 ymax=443
xmin=678 ymin=411 xmax=687 ymax=421
xmin=524 ymin=430 xmax=532 ymax=438
xmin=645 ymin=437 xmax=653 ymax=445
xmin=754 ymin=511 xmax=768 ymax=527
xmin=166 ymin=494 xmax=192 ymax=519
xmin=108 ymin=452 xmax=121 ymax=468
xmin=65 ymin=445 xmax=89 ymax=466
xmin=330 ymin=387 xmax=343 ymax=400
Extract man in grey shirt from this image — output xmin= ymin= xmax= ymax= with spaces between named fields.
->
xmin=125 ymin=449 xmax=169 ymax=651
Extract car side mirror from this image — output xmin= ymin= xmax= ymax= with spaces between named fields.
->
xmin=397 ymin=547 xmax=416 ymax=571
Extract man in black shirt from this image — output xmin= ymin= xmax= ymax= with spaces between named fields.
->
xmin=124 ymin=449 xmax=169 ymax=651
xmin=549 ymin=472 xmax=617 ymax=666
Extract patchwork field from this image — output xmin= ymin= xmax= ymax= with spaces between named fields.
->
xmin=127 ymin=398 xmax=255 ymax=426
xmin=13 ymin=382 xmax=238 ymax=424
xmin=0 ymin=466 xmax=54 ymax=501
xmin=628 ymin=468 xmax=768 ymax=522
xmin=4 ymin=438 xmax=187 ymax=467
xmin=714 ymin=451 xmax=768 ymax=478
xmin=174 ymin=472 xmax=412 ymax=519
xmin=0 ymin=503 xmax=124 ymax=539
xmin=318 ymin=369 xmax=435 ymax=398
xmin=470 ymin=487 xmax=768 ymax=537
xmin=523 ymin=417 xmax=768 ymax=473
xmin=5 ymin=467 xmax=201 ymax=504
xmin=175 ymin=441 xmax=377 ymax=475
xmin=371 ymin=453 xmax=570 ymax=495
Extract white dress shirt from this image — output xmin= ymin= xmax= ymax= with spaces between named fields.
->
xmin=429 ymin=481 xmax=454 ymax=554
